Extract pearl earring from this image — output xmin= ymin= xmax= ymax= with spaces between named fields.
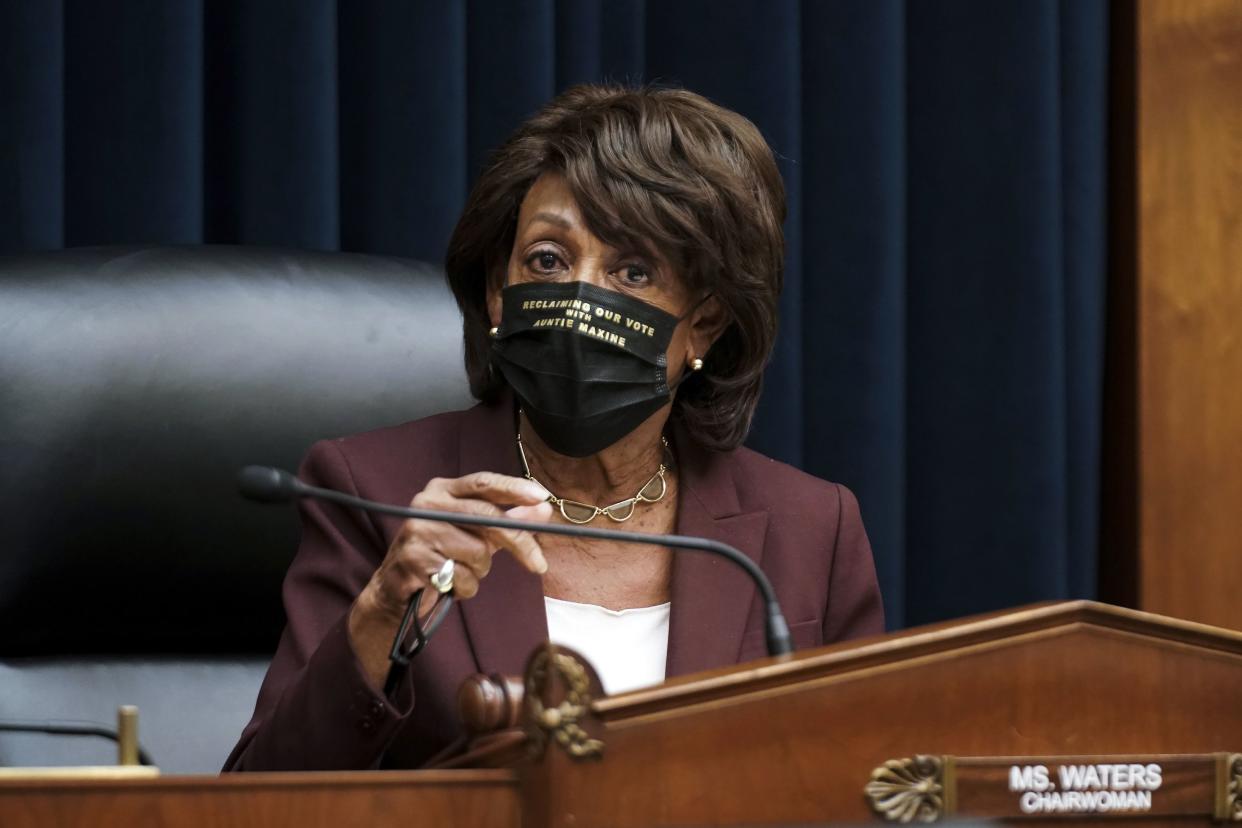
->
xmin=691 ymin=358 xmax=704 ymax=371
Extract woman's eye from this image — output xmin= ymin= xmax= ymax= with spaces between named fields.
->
xmin=527 ymin=251 xmax=564 ymax=274
xmin=619 ymin=265 xmax=650 ymax=284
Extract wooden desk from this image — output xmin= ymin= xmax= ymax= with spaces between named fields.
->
xmin=3 ymin=602 xmax=1240 ymax=827
xmin=0 ymin=769 xmax=517 ymax=828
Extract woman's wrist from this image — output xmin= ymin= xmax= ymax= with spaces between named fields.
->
xmin=348 ymin=587 xmax=406 ymax=691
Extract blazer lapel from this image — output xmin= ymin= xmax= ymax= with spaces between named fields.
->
xmin=454 ymin=395 xmax=549 ymax=676
xmin=665 ymin=422 xmax=770 ymax=678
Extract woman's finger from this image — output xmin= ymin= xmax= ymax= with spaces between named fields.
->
xmin=417 ymin=520 xmax=493 ymax=578
xmin=411 ymin=491 xmax=549 ymax=574
xmin=448 ymin=565 xmax=481 ymax=600
xmin=429 ymin=472 xmax=549 ymax=507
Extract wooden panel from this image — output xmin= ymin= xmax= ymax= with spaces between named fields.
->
xmin=520 ymin=603 xmax=1242 ymax=827
xmin=2 ymin=604 xmax=1240 ymax=827
xmin=1137 ymin=0 xmax=1242 ymax=629
xmin=0 ymin=769 xmax=519 ymax=828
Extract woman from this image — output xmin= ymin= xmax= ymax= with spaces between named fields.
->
xmin=225 ymin=84 xmax=883 ymax=772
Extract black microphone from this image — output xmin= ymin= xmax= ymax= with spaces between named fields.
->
xmin=237 ymin=465 xmax=301 ymax=502
xmin=238 ymin=465 xmax=794 ymax=658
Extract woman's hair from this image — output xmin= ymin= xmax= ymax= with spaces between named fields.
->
xmin=445 ymin=83 xmax=786 ymax=450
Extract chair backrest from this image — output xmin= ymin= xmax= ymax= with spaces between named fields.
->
xmin=0 ymin=245 xmax=472 ymax=771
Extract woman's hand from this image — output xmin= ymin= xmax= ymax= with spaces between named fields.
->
xmin=348 ymin=473 xmax=552 ymax=689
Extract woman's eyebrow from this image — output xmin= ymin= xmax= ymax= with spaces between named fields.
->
xmin=527 ymin=211 xmax=574 ymax=230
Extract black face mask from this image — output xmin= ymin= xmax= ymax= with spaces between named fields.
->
xmin=490 ymin=280 xmax=688 ymax=458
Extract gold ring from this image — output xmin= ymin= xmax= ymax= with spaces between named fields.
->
xmin=429 ymin=559 xmax=456 ymax=594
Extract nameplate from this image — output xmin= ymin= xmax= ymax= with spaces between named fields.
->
xmin=865 ymin=753 xmax=1242 ymax=823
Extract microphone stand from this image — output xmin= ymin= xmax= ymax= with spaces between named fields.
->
xmin=240 ymin=466 xmax=794 ymax=693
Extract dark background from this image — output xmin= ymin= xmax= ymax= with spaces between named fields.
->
xmin=0 ymin=0 xmax=1108 ymax=630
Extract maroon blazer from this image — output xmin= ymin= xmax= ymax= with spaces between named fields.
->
xmin=224 ymin=397 xmax=884 ymax=771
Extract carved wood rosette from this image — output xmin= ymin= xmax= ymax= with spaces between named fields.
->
xmin=523 ymin=644 xmax=604 ymax=761
xmin=1222 ymin=753 xmax=1242 ymax=822
xmin=864 ymin=755 xmax=947 ymax=823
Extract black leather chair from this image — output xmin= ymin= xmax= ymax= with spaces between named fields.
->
xmin=0 ymin=245 xmax=471 ymax=772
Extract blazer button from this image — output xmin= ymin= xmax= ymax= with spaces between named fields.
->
xmin=368 ymin=700 xmax=384 ymax=717
xmin=358 ymin=718 xmax=375 ymax=733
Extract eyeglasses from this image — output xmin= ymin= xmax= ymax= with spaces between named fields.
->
xmin=383 ymin=587 xmax=454 ymax=695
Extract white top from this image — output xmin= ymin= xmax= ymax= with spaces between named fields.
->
xmin=543 ymin=596 xmax=670 ymax=695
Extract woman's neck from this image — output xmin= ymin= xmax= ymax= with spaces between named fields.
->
xmin=518 ymin=406 xmax=672 ymax=502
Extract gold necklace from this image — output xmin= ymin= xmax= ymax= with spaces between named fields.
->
xmin=516 ymin=432 xmax=672 ymax=525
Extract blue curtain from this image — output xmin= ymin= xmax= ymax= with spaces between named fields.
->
xmin=0 ymin=0 xmax=1108 ymax=629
